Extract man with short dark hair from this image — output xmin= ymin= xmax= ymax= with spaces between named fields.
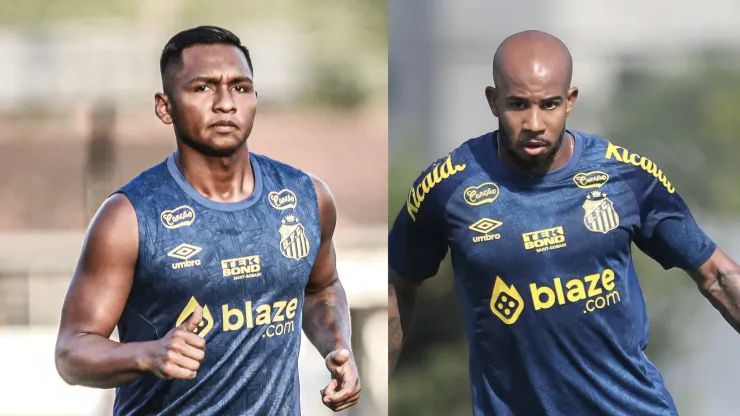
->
xmin=388 ymin=30 xmax=740 ymax=416
xmin=55 ymin=25 xmax=360 ymax=415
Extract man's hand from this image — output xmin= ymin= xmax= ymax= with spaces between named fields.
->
xmin=320 ymin=349 xmax=361 ymax=412
xmin=141 ymin=306 xmax=206 ymax=380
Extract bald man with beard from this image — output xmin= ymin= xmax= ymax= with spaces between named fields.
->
xmin=388 ymin=30 xmax=740 ymax=415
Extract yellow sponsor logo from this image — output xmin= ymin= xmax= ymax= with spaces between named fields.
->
xmin=160 ymin=205 xmax=196 ymax=229
xmin=463 ymin=182 xmax=500 ymax=206
xmin=605 ymin=142 xmax=675 ymax=193
xmin=222 ymin=298 xmax=299 ymax=338
xmin=490 ymin=277 xmax=524 ymax=325
xmin=406 ymin=155 xmax=466 ymax=221
xmin=573 ymin=171 xmax=609 ymax=189
xmin=168 ymin=243 xmax=202 ymax=269
xmin=268 ymin=189 xmax=298 ymax=210
xmin=469 ymin=218 xmax=503 ymax=243
xmin=530 ymin=269 xmax=620 ymax=314
xmin=522 ymin=226 xmax=566 ymax=252
xmin=176 ymin=297 xmax=214 ymax=338
xmin=489 ymin=269 xmax=622 ymax=324
xmin=221 ymin=255 xmax=262 ymax=280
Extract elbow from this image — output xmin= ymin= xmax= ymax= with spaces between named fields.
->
xmin=54 ymin=340 xmax=78 ymax=386
xmin=306 ymin=278 xmax=341 ymax=296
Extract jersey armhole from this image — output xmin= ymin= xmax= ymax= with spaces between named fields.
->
xmin=303 ymin=172 xmax=321 ymax=267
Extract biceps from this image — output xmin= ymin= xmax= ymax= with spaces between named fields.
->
xmin=306 ymin=239 xmax=338 ymax=292
xmin=62 ymin=259 xmax=135 ymax=338
xmin=59 ymin=196 xmax=138 ymax=338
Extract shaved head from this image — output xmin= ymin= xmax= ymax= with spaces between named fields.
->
xmin=493 ymin=30 xmax=573 ymax=92
xmin=484 ymin=30 xmax=578 ymax=175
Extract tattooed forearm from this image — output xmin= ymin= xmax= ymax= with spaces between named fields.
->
xmin=700 ymin=269 xmax=740 ymax=333
xmin=388 ymin=280 xmax=417 ymax=375
xmin=303 ymin=279 xmax=351 ymax=358
xmin=388 ymin=285 xmax=404 ymax=373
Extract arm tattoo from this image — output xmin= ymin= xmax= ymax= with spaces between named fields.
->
xmin=388 ymin=285 xmax=404 ymax=373
xmin=302 ymin=280 xmax=351 ymax=358
xmin=717 ymin=270 xmax=740 ymax=286
xmin=703 ymin=269 xmax=740 ymax=333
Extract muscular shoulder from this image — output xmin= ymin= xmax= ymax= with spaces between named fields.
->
xmin=405 ymin=134 xmax=486 ymax=223
xmin=578 ymin=132 xmax=677 ymax=195
xmin=84 ymin=192 xmax=139 ymax=261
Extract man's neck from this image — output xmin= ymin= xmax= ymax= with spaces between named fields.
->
xmin=174 ymin=144 xmax=255 ymax=203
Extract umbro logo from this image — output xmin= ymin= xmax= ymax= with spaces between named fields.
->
xmin=469 ymin=218 xmax=503 ymax=243
xmin=168 ymin=243 xmax=202 ymax=269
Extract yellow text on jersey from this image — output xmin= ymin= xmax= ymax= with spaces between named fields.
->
xmin=406 ymin=155 xmax=466 ymax=221
xmin=605 ymin=142 xmax=675 ymax=193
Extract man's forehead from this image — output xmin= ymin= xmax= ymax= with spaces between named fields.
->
xmin=501 ymin=60 xmax=566 ymax=95
xmin=176 ymin=44 xmax=252 ymax=80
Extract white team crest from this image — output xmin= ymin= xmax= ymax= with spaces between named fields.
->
xmin=582 ymin=191 xmax=619 ymax=234
xmin=278 ymin=215 xmax=310 ymax=260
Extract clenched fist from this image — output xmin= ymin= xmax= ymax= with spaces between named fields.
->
xmin=141 ymin=306 xmax=207 ymax=380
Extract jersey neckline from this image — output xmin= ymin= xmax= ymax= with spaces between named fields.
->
xmin=485 ymin=129 xmax=584 ymax=184
xmin=166 ymin=152 xmax=264 ymax=212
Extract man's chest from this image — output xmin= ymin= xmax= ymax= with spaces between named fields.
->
xmin=444 ymin=172 xmax=639 ymax=274
xmin=142 ymin=207 xmax=319 ymax=301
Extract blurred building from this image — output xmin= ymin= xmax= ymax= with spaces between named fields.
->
xmin=0 ymin=1 xmax=387 ymax=415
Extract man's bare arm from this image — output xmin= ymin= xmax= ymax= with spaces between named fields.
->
xmin=388 ymin=267 xmax=420 ymax=374
xmin=688 ymin=247 xmax=740 ymax=333
xmin=54 ymin=194 xmax=147 ymax=387
xmin=302 ymin=176 xmax=352 ymax=357
xmin=55 ymin=194 xmax=205 ymax=388
xmin=302 ymin=174 xmax=360 ymax=412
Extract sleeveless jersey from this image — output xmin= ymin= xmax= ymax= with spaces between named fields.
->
xmin=388 ymin=130 xmax=716 ymax=416
xmin=112 ymin=152 xmax=320 ymax=416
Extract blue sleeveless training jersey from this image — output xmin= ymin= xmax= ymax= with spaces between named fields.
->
xmin=113 ymin=152 xmax=320 ymax=416
xmin=389 ymin=130 xmax=716 ymax=416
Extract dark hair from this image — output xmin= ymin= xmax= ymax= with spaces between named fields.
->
xmin=159 ymin=25 xmax=253 ymax=82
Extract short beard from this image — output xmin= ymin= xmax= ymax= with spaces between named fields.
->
xmin=498 ymin=123 xmax=566 ymax=173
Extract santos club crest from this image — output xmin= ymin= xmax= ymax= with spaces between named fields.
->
xmin=278 ymin=215 xmax=310 ymax=260
xmin=582 ymin=190 xmax=619 ymax=234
